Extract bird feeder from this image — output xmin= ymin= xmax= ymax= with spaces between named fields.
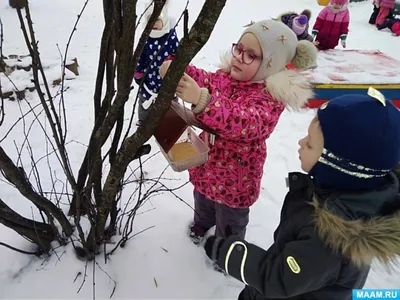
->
xmin=154 ymin=101 xmax=212 ymax=172
xmin=9 ymin=0 xmax=27 ymax=9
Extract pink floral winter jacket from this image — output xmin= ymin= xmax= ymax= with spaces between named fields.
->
xmin=185 ymin=65 xmax=286 ymax=209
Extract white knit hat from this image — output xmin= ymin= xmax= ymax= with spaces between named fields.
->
xmin=144 ymin=0 xmax=171 ymax=38
xmin=240 ymin=20 xmax=300 ymax=81
xmin=220 ymin=19 xmax=318 ymax=109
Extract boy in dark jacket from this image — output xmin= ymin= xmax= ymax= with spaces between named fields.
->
xmin=369 ymin=3 xmax=394 ymax=24
xmin=134 ymin=0 xmax=179 ymax=124
xmin=203 ymin=89 xmax=400 ymax=300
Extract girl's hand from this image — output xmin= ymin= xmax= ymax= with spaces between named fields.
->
xmin=159 ymin=60 xmax=171 ymax=78
xmin=313 ymin=41 xmax=320 ymax=46
xmin=176 ymin=73 xmax=201 ymax=105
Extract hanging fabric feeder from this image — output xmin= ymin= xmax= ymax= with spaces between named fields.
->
xmin=154 ymin=101 xmax=212 ymax=172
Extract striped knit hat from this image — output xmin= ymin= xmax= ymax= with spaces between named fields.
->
xmin=310 ymin=89 xmax=400 ymax=190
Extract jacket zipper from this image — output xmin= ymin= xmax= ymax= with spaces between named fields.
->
xmin=327 ymin=14 xmax=337 ymax=46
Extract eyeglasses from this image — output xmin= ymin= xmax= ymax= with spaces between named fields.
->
xmin=231 ymin=43 xmax=261 ymax=65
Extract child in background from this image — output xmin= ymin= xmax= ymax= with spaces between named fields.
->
xmin=277 ymin=9 xmax=314 ymax=42
xmin=134 ymin=0 xmax=179 ymax=125
xmin=312 ymin=0 xmax=350 ymax=50
xmin=369 ymin=0 xmax=394 ymax=24
xmin=160 ymin=20 xmax=317 ymax=244
xmin=204 ymin=90 xmax=400 ymax=299
xmin=377 ymin=17 xmax=400 ymax=35
xmin=375 ymin=0 xmax=396 ymax=25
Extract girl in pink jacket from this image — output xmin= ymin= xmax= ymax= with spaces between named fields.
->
xmin=160 ymin=20 xmax=317 ymax=248
xmin=312 ymin=0 xmax=350 ymax=50
xmin=375 ymin=0 xmax=396 ymax=25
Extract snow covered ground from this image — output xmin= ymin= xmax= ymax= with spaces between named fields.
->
xmin=0 ymin=0 xmax=399 ymax=299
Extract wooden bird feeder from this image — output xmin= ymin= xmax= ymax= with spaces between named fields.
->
xmin=154 ymin=101 xmax=212 ymax=172
xmin=9 ymin=0 xmax=27 ymax=9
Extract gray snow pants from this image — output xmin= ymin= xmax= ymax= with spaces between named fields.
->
xmin=193 ymin=190 xmax=249 ymax=239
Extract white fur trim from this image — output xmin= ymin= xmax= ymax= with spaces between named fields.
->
xmin=218 ymin=49 xmax=232 ymax=73
xmin=265 ymin=70 xmax=314 ymax=110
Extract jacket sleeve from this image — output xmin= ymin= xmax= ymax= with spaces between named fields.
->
xmin=184 ymin=65 xmax=212 ymax=89
xmin=193 ymin=90 xmax=285 ymax=142
xmin=136 ymin=43 xmax=148 ymax=74
xmin=298 ymin=31 xmax=314 ymax=42
xmin=340 ymin=10 xmax=350 ymax=39
xmin=167 ymin=30 xmax=179 ymax=55
xmin=216 ymin=227 xmax=341 ymax=299
xmin=312 ymin=8 xmax=328 ymax=33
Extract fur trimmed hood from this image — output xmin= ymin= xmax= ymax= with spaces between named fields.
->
xmin=218 ymin=42 xmax=316 ymax=110
xmin=311 ymin=174 xmax=400 ymax=268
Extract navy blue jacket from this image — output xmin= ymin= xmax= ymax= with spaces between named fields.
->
xmin=136 ymin=29 xmax=179 ymax=100
xmin=215 ymin=172 xmax=400 ymax=300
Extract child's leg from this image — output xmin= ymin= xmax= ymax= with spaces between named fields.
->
xmin=376 ymin=7 xmax=391 ymax=25
xmin=215 ymin=203 xmax=250 ymax=239
xmin=191 ymin=191 xmax=216 ymax=235
xmin=369 ymin=6 xmax=380 ymax=24
xmin=377 ymin=19 xmax=390 ymax=29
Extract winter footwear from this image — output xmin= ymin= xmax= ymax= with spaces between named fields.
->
xmin=188 ymin=223 xmax=207 ymax=245
xmin=213 ymin=262 xmax=227 ymax=275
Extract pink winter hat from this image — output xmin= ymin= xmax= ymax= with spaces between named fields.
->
xmin=331 ymin=0 xmax=348 ymax=5
xmin=292 ymin=15 xmax=308 ymax=35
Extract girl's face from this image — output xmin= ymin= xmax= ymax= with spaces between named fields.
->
xmin=298 ymin=119 xmax=324 ymax=173
xmin=153 ymin=18 xmax=163 ymax=30
xmin=332 ymin=3 xmax=343 ymax=9
xmin=230 ymin=33 xmax=262 ymax=81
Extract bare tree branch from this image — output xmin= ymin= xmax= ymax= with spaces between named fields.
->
xmin=0 ymin=147 xmax=73 ymax=236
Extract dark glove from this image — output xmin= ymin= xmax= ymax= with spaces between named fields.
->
xmin=204 ymin=225 xmax=233 ymax=261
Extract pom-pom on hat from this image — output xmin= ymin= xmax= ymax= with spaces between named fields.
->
xmin=241 ymin=19 xmax=316 ymax=81
xmin=310 ymin=88 xmax=400 ymax=190
xmin=292 ymin=15 xmax=308 ymax=35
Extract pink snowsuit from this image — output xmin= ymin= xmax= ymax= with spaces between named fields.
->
xmin=185 ymin=65 xmax=285 ymax=209
xmin=313 ymin=6 xmax=350 ymax=50
xmin=375 ymin=0 xmax=395 ymax=24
